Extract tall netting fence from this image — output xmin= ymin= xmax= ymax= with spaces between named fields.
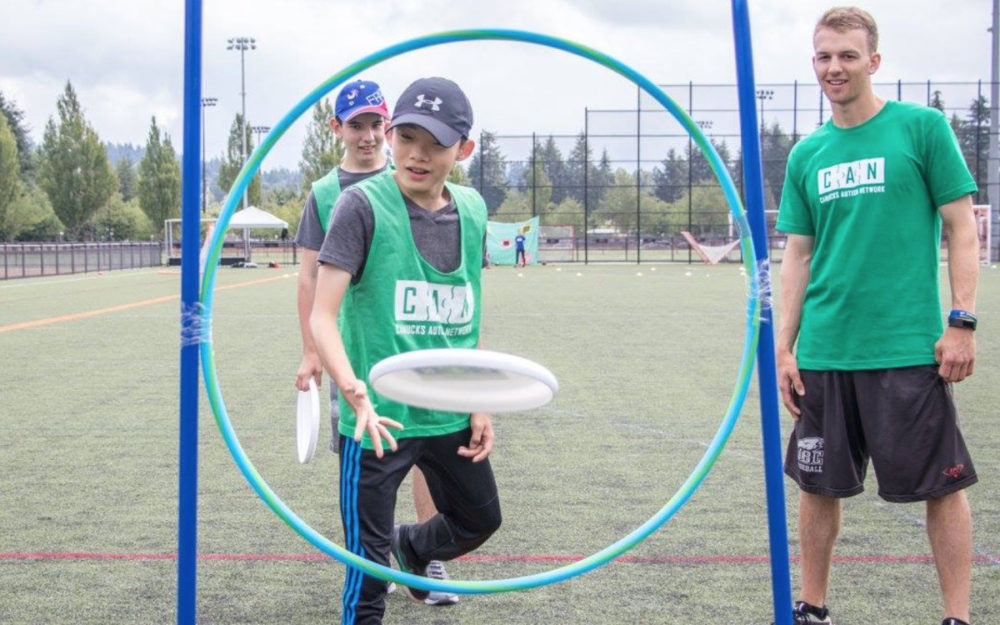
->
xmin=469 ymin=80 xmax=997 ymax=263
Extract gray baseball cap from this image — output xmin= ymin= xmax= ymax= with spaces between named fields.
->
xmin=388 ymin=77 xmax=473 ymax=147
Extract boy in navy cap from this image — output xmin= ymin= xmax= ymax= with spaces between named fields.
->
xmin=311 ymin=77 xmax=500 ymax=625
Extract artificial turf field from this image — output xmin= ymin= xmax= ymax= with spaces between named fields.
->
xmin=1 ymin=263 xmax=997 ymax=624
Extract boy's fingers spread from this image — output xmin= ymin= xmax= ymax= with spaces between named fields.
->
xmin=381 ymin=417 xmax=404 ymax=431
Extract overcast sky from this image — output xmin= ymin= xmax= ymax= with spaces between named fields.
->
xmin=0 ymin=0 xmax=994 ymax=171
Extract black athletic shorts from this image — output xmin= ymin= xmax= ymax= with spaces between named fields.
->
xmin=783 ymin=365 xmax=977 ymax=503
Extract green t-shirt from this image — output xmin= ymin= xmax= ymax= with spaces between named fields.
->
xmin=776 ymin=100 xmax=977 ymax=370
xmin=338 ymin=171 xmax=488 ymax=447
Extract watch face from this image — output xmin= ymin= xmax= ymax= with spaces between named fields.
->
xmin=948 ymin=313 xmax=977 ymax=331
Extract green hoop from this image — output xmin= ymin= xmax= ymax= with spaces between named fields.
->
xmin=200 ymin=28 xmax=762 ymax=594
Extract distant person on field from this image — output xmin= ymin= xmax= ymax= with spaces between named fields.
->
xmin=293 ymin=78 xmax=459 ymax=607
xmin=514 ymin=229 xmax=527 ymax=267
xmin=776 ymin=7 xmax=979 ymax=625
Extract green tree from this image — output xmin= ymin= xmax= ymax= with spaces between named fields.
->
xmin=0 ymin=112 xmax=20 ymax=238
xmin=218 ymin=113 xmax=261 ymax=207
xmin=954 ymin=96 xmax=989 ymax=203
xmin=537 ymin=136 xmax=568 ymax=204
xmin=590 ymin=149 xmax=613 ymax=212
xmin=760 ymin=122 xmax=793 ymax=211
xmin=547 ymin=196 xmax=585 ymax=231
xmin=447 ymin=163 xmax=469 ymax=185
xmin=138 ymin=117 xmax=181 ymax=232
xmin=466 ymin=131 xmax=508 ymax=213
xmin=689 ymin=138 xmax=732 ymax=184
xmin=38 ymin=82 xmax=116 ymax=240
xmin=88 ymin=194 xmax=154 ymax=241
xmin=0 ymin=90 xmax=34 ymax=179
xmin=652 ymin=148 xmax=687 ymax=203
xmin=1 ymin=184 xmax=62 ymax=241
xmin=929 ymin=90 xmax=946 ymax=112
xmin=565 ymin=132 xmax=610 ymax=214
xmin=493 ymin=189 xmax=531 ymax=222
xmin=299 ymin=98 xmax=344 ymax=191
xmin=116 ymin=155 xmax=138 ymax=202
xmin=522 ymin=154 xmax=553 ymax=216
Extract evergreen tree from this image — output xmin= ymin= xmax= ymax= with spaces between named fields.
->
xmin=689 ymin=138 xmax=732 ymax=184
xmin=522 ymin=153 xmax=553 ymax=215
xmin=652 ymin=148 xmax=687 ymax=203
xmin=465 ymin=131 xmax=507 ymax=212
xmin=116 ymin=155 xmax=138 ymax=202
xmin=218 ymin=113 xmax=261 ymax=207
xmin=0 ymin=90 xmax=34 ymax=178
xmin=759 ymin=122 xmax=793 ymax=211
xmin=930 ymin=90 xmax=946 ymax=112
xmin=590 ymin=149 xmax=613 ymax=212
xmin=138 ymin=117 xmax=181 ymax=232
xmin=299 ymin=98 xmax=344 ymax=191
xmin=564 ymin=133 xmax=589 ymax=206
xmin=537 ymin=136 xmax=568 ymax=204
xmin=0 ymin=113 xmax=20 ymax=238
xmin=954 ymin=96 xmax=989 ymax=203
xmin=38 ymin=82 xmax=116 ymax=240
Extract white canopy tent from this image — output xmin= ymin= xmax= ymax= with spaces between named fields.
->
xmin=225 ymin=206 xmax=288 ymax=262
xmin=163 ymin=206 xmax=288 ymax=267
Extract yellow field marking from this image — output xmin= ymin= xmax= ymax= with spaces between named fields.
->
xmin=0 ymin=273 xmax=292 ymax=334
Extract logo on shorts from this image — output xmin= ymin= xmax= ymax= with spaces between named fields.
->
xmin=942 ymin=464 xmax=965 ymax=479
xmin=797 ymin=437 xmax=825 ymax=473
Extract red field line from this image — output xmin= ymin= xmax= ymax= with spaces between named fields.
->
xmin=2 ymin=551 xmax=994 ymax=564
xmin=0 ymin=274 xmax=291 ymax=334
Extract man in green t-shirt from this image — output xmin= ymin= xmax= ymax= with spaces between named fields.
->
xmin=310 ymin=77 xmax=499 ymax=625
xmin=776 ymin=8 xmax=979 ymax=625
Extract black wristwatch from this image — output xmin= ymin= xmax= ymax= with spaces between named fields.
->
xmin=948 ymin=309 xmax=978 ymax=331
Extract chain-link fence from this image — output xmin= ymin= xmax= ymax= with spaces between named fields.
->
xmin=470 ymin=80 xmax=998 ymax=263
xmin=1 ymin=242 xmax=163 ymax=280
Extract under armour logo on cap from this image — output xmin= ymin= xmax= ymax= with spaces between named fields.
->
xmin=414 ymin=94 xmax=442 ymax=111
xmin=389 ymin=77 xmax=473 ymax=147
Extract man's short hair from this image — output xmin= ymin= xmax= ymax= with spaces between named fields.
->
xmin=815 ymin=6 xmax=878 ymax=53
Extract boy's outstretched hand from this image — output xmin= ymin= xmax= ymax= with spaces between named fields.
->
xmin=458 ymin=412 xmax=494 ymax=463
xmin=347 ymin=380 xmax=403 ymax=458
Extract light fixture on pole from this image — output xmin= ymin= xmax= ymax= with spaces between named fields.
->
xmin=200 ymin=97 xmax=217 ymax=214
xmin=756 ymin=89 xmax=774 ymax=136
xmin=251 ymin=125 xmax=271 ymax=149
xmin=226 ymin=36 xmax=256 ymax=210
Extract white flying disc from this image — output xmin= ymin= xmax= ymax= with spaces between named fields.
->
xmin=369 ymin=348 xmax=558 ymax=413
xmin=296 ymin=378 xmax=320 ymax=463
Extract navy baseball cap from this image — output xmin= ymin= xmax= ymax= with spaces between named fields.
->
xmin=389 ymin=77 xmax=473 ymax=147
xmin=334 ymin=79 xmax=389 ymax=122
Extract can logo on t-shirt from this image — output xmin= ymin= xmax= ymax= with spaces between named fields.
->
xmin=797 ymin=437 xmax=825 ymax=473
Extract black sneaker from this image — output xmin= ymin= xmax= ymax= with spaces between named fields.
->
xmin=390 ymin=525 xmax=429 ymax=603
xmin=792 ymin=601 xmax=832 ymax=624
xmin=942 ymin=619 xmax=971 ymax=625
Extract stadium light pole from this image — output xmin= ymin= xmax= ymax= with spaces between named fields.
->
xmin=200 ymin=97 xmax=217 ymax=213
xmin=227 ymin=36 xmax=256 ymax=210
xmin=756 ymin=89 xmax=774 ymax=136
xmin=251 ymin=124 xmax=271 ymax=149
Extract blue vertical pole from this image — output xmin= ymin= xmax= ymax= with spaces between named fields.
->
xmin=729 ymin=2 xmax=793 ymax=624
xmin=178 ymin=0 xmax=203 ymax=623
